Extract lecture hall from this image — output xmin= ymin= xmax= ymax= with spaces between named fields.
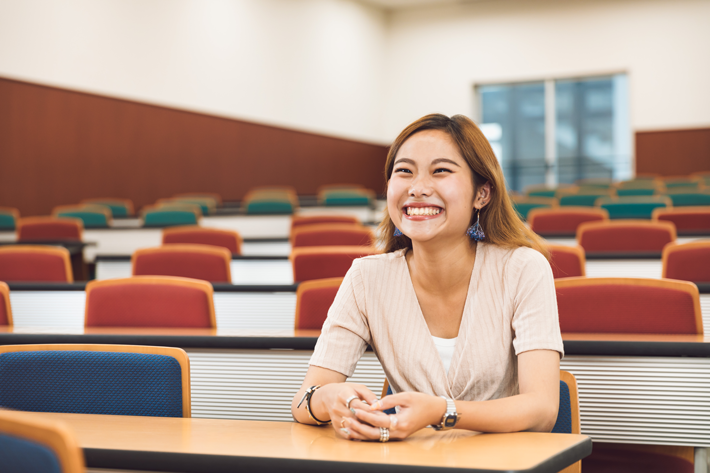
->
xmin=0 ymin=0 xmax=709 ymax=472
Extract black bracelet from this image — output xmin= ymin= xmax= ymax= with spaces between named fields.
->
xmin=297 ymin=385 xmax=331 ymax=426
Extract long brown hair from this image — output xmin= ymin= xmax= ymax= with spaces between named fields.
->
xmin=377 ymin=113 xmax=549 ymax=259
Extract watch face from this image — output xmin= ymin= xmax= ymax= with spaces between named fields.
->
xmin=443 ymin=415 xmax=457 ymax=428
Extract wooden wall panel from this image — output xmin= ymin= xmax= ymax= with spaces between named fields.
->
xmin=635 ymin=127 xmax=710 ymax=176
xmin=0 ymin=77 xmax=389 ymax=217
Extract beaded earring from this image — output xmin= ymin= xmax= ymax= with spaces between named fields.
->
xmin=466 ymin=210 xmax=485 ymax=241
xmin=393 ymin=227 xmax=403 ymax=237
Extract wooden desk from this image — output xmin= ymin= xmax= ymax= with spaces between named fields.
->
xmin=15 ymin=412 xmax=591 ymax=473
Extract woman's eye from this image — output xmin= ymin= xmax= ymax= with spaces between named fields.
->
xmin=433 ymin=168 xmax=452 ymax=174
xmin=394 ymin=168 xmax=412 ymax=174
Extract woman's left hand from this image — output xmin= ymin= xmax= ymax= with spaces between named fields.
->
xmin=344 ymin=392 xmax=446 ymax=441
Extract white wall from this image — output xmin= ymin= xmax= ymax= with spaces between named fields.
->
xmin=0 ymin=0 xmax=387 ymax=143
xmin=383 ymin=0 xmax=710 ymax=140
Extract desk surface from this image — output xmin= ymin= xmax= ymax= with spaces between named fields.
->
xmin=14 ymin=412 xmax=591 ymax=473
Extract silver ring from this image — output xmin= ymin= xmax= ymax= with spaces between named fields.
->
xmin=389 ymin=415 xmax=398 ymax=430
xmin=379 ymin=427 xmax=389 ymax=442
xmin=345 ymin=395 xmax=359 ymax=410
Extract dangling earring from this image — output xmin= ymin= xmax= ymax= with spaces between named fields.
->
xmin=466 ymin=210 xmax=485 ymax=241
xmin=394 ymin=227 xmax=403 ymax=237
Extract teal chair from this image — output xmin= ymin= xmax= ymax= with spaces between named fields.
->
xmin=527 ymin=189 xmax=557 ymax=198
xmin=600 ymin=200 xmax=670 ymax=219
xmin=81 ymin=199 xmax=134 ymax=218
xmin=616 ymin=188 xmax=656 ymax=197
xmin=322 ymin=193 xmax=372 ymax=206
xmin=54 ymin=205 xmax=111 ymax=229
xmin=559 ymin=194 xmax=606 ymax=207
xmin=0 ymin=208 xmax=19 ymax=231
xmin=513 ymin=201 xmax=552 ymax=220
xmin=666 ymin=193 xmax=710 ymax=207
xmin=158 ymin=198 xmax=215 ymax=216
xmin=143 ymin=209 xmax=199 ymax=227
xmin=245 ymin=200 xmax=294 ymax=214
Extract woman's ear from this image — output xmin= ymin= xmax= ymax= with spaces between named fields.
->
xmin=474 ymin=182 xmax=492 ymax=210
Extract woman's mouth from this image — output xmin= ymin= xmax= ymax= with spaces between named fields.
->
xmin=402 ymin=205 xmax=444 ymax=219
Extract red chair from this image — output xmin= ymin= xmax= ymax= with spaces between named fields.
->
xmin=291 ymin=246 xmax=379 ymax=282
xmin=85 ymin=276 xmax=216 ymax=328
xmin=653 ymin=206 xmax=710 ymax=234
xmin=0 ymin=282 xmax=12 ymax=326
xmin=294 ymin=277 xmax=343 ymax=330
xmin=291 ymin=224 xmax=374 ymax=248
xmin=555 ymin=277 xmax=702 ymax=334
xmin=662 ymin=241 xmax=710 ymax=283
xmin=528 ymin=207 xmax=608 ymax=237
xmin=16 ymin=217 xmax=83 ymax=242
xmin=0 ymin=246 xmax=73 ymax=282
xmin=132 ymin=244 xmax=232 ymax=283
xmin=577 ymin=220 xmax=676 ymax=254
xmin=162 ymin=226 xmax=242 ymax=254
xmin=291 ymin=215 xmax=360 ymax=231
xmin=548 ymin=245 xmax=586 ymax=279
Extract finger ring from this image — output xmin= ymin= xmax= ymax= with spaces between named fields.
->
xmin=389 ymin=415 xmax=398 ymax=430
xmin=379 ymin=427 xmax=389 ymax=443
xmin=340 ymin=419 xmax=347 ymax=428
xmin=345 ymin=395 xmax=359 ymax=414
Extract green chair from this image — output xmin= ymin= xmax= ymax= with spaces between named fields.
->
xmin=0 ymin=208 xmax=19 ymax=231
xmin=321 ymin=192 xmax=372 ymax=206
xmin=527 ymin=189 xmax=557 ymax=198
xmin=665 ymin=192 xmax=710 ymax=207
xmin=597 ymin=197 xmax=671 ymax=219
xmin=616 ymin=188 xmax=656 ymax=197
xmin=559 ymin=194 xmax=606 ymax=207
xmin=53 ymin=205 xmax=111 ymax=228
xmin=513 ymin=201 xmax=553 ymax=220
xmin=664 ymin=180 xmax=700 ymax=190
xmin=81 ymin=199 xmax=134 ymax=218
xmin=245 ymin=199 xmax=294 ymax=215
xmin=143 ymin=209 xmax=199 ymax=227
xmin=159 ymin=198 xmax=216 ymax=216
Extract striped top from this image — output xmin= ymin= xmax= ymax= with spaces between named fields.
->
xmin=309 ymin=243 xmax=564 ymax=401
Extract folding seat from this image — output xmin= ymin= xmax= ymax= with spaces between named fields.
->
xmin=547 ymin=245 xmax=586 ymax=279
xmin=53 ymin=205 xmax=111 ymax=228
xmin=664 ymin=190 xmax=710 ymax=207
xmin=577 ymin=220 xmax=676 ymax=255
xmin=511 ymin=196 xmax=556 ymax=220
xmin=555 ymin=277 xmax=701 ymax=334
xmin=0 ymin=246 xmax=73 ymax=282
xmin=243 ymin=188 xmax=298 ymax=214
xmin=0 ymin=281 xmax=12 ymax=326
xmin=16 ymin=217 xmax=83 ymax=242
xmin=142 ymin=205 xmax=200 ymax=227
xmin=81 ymin=198 xmax=134 ymax=217
xmin=528 ymin=207 xmax=607 ymax=237
xmin=132 ymin=244 xmax=232 ymax=282
xmin=0 ymin=207 xmax=19 ymax=230
xmin=291 ymin=224 xmax=374 ymax=248
xmin=653 ymin=206 xmax=710 ymax=234
xmin=163 ymin=226 xmax=242 ymax=254
xmin=0 ymin=344 xmax=191 ymax=417
xmin=0 ymin=410 xmax=86 ymax=473
xmin=294 ymin=277 xmax=343 ymax=330
xmin=662 ymin=241 xmax=710 ymax=283
xmin=85 ymin=276 xmax=216 ymax=328
xmin=319 ymin=188 xmax=375 ymax=206
xmin=291 ymin=246 xmax=379 ymax=282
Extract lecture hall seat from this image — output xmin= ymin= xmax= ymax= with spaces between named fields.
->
xmin=0 ymin=410 xmax=86 ymax=473
xmin=576 ymin=220 xmax=676 ymax=255
xmin=81 ymin=198 xmax=135 ymax=217
xmin=291 ymin=224 xmax=374 ymax=248
xmin=653 ymin=206 xmax=710 ymax=234
xmin=52 ymin=205 xmax=112 ymax=228
xmin=547 ymin=245 xmax=586 ymax=279
xmin=291 ymin=246 xmax=379 ymax=282
xmin=596 ymin=196 xmax=671 ymax=219
xmin=291 ymin=215 xmax=360 ymax=232
xmin=528 ymin=207 xmax=608 ymax=237
xmin=510 ymin=196 xmax=556 ymax=220
xmin=0 ymin=281 xmax=12 ymax=326
xmin=0 ymin=207 xmax=20 ymax=231
xmin=132 ymin=244 xmax=232 ymax=282
xmin=85 ymin=276 xmax=216 ymax=328
xmin=16 ymin=217 xmax=83 ymax=242
xmin=162 ymin=226 xmax=243 ymax=254
xmin=174 ymin=192 xmax=223 ymax=205
xmin=662 ymin=241 xmax=710 ymax=283
xmin=0 ymin=344 xmax=191 ymax=418
xmin=555 ymin=277 xmax=702 ymax=334
xmin=294 ymin=277 xmax=343 ymax=330
xmin=0 ymin=246 xmax=73 ymax=283
xmin=142 ymin=205 xmax=200 ymax=227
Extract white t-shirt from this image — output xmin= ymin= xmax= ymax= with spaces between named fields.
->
xmin=431 ymin=336 xmax=457 ymax=374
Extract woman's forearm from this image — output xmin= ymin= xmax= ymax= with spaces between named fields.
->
xmin=454 ymin=392 xmax=558 ymax=433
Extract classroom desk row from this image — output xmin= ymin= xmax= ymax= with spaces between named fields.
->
xmin=1 ymin=326 xmax=709 ymax=449
xmin=8 ymin=282 xmax=710 ymax=332
xmin=12 ymin=411 xmax=591 ymax=473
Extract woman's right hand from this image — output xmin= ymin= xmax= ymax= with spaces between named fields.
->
xmin=313 ymin=382 xmax=381 ymax=438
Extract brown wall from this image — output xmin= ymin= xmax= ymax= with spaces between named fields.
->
xmin=636 ymin=127 xmax=710 ymax=176
xmin=0 ymin=77 xmax=389 ymax=217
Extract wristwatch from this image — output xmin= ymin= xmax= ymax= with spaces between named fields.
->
xmin=431 ymin=396 xmax=460 ymax=430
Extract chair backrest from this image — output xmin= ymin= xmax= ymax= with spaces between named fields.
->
xmin=0 ymin=410 xmax=85 ymax=473
xmin=132 ymin=244 xmax=232 ymax=282
xmin=319 ymin=189 xmax=374 ymax=206
xmin=653 ymin=206 xmax=710 ymax=233
xmin=291 ymin=215 xmax=360 ymax=231
xmin=81 ymin=198 xmax=134 ymax=217
xmin=52 ymin=205 xmax=111 ymax=228
xmin=85 ymin=276 xmax=216 ymax=328
xmin=17 ymin=217 xmax=83 ymax=242
xmin=291 ymin=246 xmax=379 ymax=282
xmin=548 ymin=245 xmax=586 ymax=279
xmin=616 ymin=188 xmax=657 ymax=197
xmin=153 ymin=202 xmax=204 ymax=217
xmin=162 ymin=226 xmax=242 ymax=254
xmin=555 ymin=277 xmax=702 ymax=334
xmin=597 ymin=196 xmax=671 ymax=219
xmin=294 ymin=277 xmax=343 ymax=330
xmin=0 ymin=344 xmax=191 ymax=417
xmin=528 ymin=207 xmax=608 ymax=236
xmin=662 ymin=241 xmax=710 ymax=283
xmin=511 ymin=197 xmax=556 ymax=220
xmin=174 ymin=192 xmax=223 ymax=205
xmin=0 ymin=282 xmax=13 ymax=326
xmin=577 ymin=220 xmax=676 ymax=254
xmin=0 ymin=246 xmax=73 ymax=283
xmin=552 ymin=370 xmax=581 ymax=435
xmin=292 ymin=224 xmax=374 ymax=248
xmin=244 ymin=199 xmax=294 ymax=215
xmin=0 ymin=207 xmax=20 ymax=230
xmin=559 ymin=194 xmax=606 ymax=207
xmin=157 ymin=198 xmax=215 ymax=216
xmin=142 ymin=207 xmax=200 ymax=227
xmin=665 ymin=191 xmax=710 ymax=207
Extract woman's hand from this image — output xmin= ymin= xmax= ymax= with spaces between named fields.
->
xmin=312 ymin=382 xmax=380 ymax=439
xmin=344 ymin=392 xmax=447 ymax=441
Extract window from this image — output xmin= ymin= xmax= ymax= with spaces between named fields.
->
xmin=477 ymin=74 xmax=630 ymax=192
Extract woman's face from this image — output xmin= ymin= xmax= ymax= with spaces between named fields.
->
xmin=387 ymin=129 xmax=476 ymax=245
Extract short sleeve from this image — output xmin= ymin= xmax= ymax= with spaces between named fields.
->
xmin=510 ymin=249 xmax=564 ymax=357
xmin=309 ymin=260 xmax=371 ymax=377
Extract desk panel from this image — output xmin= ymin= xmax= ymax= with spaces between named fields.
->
xmin=585 ymin=260 xmax=663 ymax=278
xmin=545 ymin=237 xmax=706 ymax=247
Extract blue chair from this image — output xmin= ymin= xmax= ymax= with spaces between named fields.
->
xmin=0 ymin=410 xmax=85 ymax=473
xmin=0 ymin=344 xmax=191 ymax=417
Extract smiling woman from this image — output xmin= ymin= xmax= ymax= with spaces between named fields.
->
xmin=292 ymin=113 xmax=563 ymax=443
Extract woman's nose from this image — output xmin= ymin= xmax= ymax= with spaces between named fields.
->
xmin=409 ymin=174 xmax=433 ymax=197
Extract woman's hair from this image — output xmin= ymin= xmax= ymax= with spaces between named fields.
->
xmin=377 ymin=113 xmax=549 ymax=259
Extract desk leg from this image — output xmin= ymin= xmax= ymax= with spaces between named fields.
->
xmin=70 ymin=252 xmax=87 ymax=281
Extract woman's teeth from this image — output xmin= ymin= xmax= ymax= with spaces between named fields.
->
xmin=406 ymin=207 xmax=441 ymax=216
